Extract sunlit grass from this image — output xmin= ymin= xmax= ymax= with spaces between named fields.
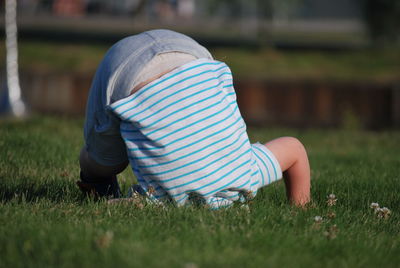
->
xmin=0 ymin=116 xmax=399 ymax=267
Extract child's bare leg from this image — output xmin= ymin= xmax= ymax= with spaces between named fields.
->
xmin=264 ymin=137 xmax=310 ymax=206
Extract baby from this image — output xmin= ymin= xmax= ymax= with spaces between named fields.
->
xmin=77 ymin=29 xmax=310 ymax=208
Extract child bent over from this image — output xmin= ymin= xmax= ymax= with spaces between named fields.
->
xmin=77 ymin=29 xmax=310 ymax=209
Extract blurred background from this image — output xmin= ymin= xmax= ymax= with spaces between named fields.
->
xmin=0 ymin=0 xmax=399 ymax=128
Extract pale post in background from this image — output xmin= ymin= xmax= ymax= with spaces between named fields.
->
xmin=4 ymin=0 xmax=26 ymax=117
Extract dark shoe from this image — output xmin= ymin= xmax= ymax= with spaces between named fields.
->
xmin=76 ymin=171 xmax=121 ymax=198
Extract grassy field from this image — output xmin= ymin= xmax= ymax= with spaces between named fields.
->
xmin=0 ymin=116 xmax=399 ymax=268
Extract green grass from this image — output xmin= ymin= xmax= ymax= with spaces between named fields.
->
xmin=0 ymin=116 xmax=399 ymax=268
xmin=212 ymin=46 xmax=400 ymax=82
xmin=0 ymin=41 xmax=107 ymax=75
xmin=0 ymin=40 xmax=399 ymax=82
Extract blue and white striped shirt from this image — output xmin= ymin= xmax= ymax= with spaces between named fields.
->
xmin=110 ymin=59 xmax=282 ymax=209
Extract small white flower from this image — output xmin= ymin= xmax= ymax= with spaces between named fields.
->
xmin=381 ymin=207 xmax=390 ymax=214
xmin=323 ymin=224 xmax=339 ymax=239
xmin=375 ymin=207 xmax=391 ymax=219
xmin=376 ymin=208 xmax=384 ymax=218
xmin=314 ymin=216 xmax=323 ymax=223
xmin=370 ymin=202 xmax=380 ymax=210
xmin=326 ymin=194 xmax=337 ymax=206
xmin=381 ymin=207 xmax=391 ymax=217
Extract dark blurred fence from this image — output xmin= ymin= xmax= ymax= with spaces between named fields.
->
xmin=1 ymin=71 xmax=398 ymax=129
xmin=235 ymin=79 xmax=399 ymax=129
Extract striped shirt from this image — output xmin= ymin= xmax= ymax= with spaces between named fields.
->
xmin=110 ymin=58 xmax=282 ymax=209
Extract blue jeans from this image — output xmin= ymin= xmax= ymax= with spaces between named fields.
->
xmin=83 ymin=29 xmax=213 ymax=166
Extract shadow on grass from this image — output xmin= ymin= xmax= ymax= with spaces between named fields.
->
xmin=0 ymin=176 xmax=84 ymax=204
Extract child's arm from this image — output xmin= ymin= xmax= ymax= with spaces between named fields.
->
xmin=264 ymin=137 xmax=310 ymax=206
